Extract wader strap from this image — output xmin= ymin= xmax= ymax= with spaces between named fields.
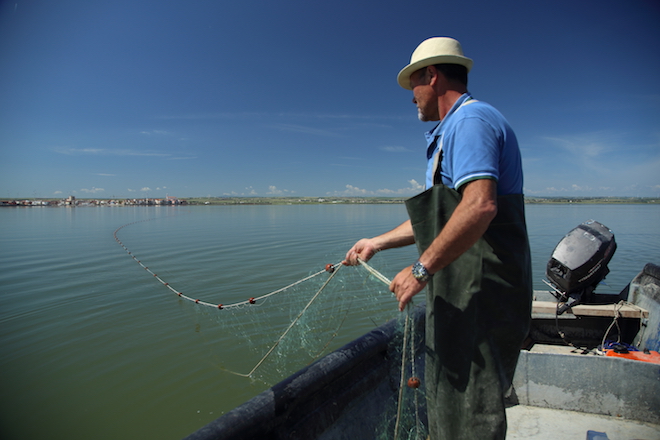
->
xmin=428 ymin=98 xmax=477 ymax=187
xmin=432 ymin=137 xmax=443 ymax=186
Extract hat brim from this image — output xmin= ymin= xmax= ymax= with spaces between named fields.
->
xmin=397 ymin=55 xmax=473 ymax=90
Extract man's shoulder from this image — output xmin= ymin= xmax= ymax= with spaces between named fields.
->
xmin=451 ymin=99 xmax=511 ymax=133
xmin=460 ymin=99 xmax=503 ymax=119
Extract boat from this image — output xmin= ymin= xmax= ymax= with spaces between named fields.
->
xmin=183 ymin=222 xmax=660 ymax=440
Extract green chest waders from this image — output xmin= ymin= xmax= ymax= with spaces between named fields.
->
xmin=405 ymin=185 xmax=532 ymax=440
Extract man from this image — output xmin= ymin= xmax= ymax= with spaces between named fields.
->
xmin=344 ymin=37 xmax=532 ymax=440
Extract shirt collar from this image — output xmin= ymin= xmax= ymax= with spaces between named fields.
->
xmin=426 ymin=92 xmax=473 ymax=139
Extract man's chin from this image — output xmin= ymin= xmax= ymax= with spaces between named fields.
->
xmin=418 ymin=109 xmax=439 ymax=122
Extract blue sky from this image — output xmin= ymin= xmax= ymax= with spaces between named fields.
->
xmin=1 ymin=0 xmax=659 ymax=199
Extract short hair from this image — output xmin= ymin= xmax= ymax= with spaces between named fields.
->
xmin=434 ymin=63 xmax=468 ymax=87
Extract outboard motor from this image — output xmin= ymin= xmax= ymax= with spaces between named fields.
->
xmin=546 ymin=220 xmax=617 ymax=314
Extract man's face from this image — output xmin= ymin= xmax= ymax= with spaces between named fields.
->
xmin=410 ymin=68 xmax=439 ymax=122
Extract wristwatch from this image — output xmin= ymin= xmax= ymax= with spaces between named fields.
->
xmin=411 ymin=261 xmax=432 ymax=283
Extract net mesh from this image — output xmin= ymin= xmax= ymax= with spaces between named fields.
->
xmin=184 ymin=262 xmax=397 ymax=384
xmin=114 ymin=216 xmax=428 ymax=439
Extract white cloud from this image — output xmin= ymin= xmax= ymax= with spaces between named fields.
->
xmin=53 ymin=147 xmax=171 ymax=157
xmin=543 ymin=134 xmax=612 ymax=159
xmin=166 ymin=156 xmax=197 ymax=160
xmin=56 ymin=148 xmax=105 ymax=155
xmin=524 ymin=130 xmax=660 ymax=196
xmin=153 ymin=111 xmax=405 ymax=122
xmin=140 ymin=130 xmax=171 ymax=135
xmin=233 ymin=186 xmax=258 ymax=196
xmin=140 ymin=187 xmax=151 ymax=192
xmin=329 ymin=179 xmax=423 ymax=196
xmin=380 ymin=146 xmax=412 ymax=153
xmin=337 ymin=184 xmax=371 ymax=196
xmin=375 ymin=179 xmax=424 ymax=195
xmin=80 ymin=187 xmax=105 ymax=194
xmin=266 ymin=185 xmax=293 ymax=195
xmin=267 ymin=123 xmax=341 ymax=137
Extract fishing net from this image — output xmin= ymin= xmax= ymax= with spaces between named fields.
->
xmin=114 ymin=213 xmax=427 ymax=439
xmin=186 ymin=262 xmax=396 ymax=384
xmin=377 ymin=306 xmax=428 ymax=440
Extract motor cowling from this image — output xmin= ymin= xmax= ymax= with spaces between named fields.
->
xmin=546 ymin=220 xmax=617 ymax=306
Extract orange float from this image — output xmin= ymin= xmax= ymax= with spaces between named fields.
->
xmin=407 ymin=377 xmax=421 ymax=388
xmin=605 ymin=348 xmax=660 ymax=364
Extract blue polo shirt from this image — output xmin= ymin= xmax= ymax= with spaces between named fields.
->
xmin=424 ymin=93 xmax=523 ymax=195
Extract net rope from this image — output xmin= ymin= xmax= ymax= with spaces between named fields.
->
xmin=114 ymin=220 xmax=338 ymax=310
xmin=359 ymin=259 xmax=423 ymax=440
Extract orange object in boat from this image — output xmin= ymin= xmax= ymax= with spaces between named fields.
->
xmin=605 ymin=348 xmax=660 ymax=364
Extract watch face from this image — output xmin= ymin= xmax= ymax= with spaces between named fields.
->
xmin=412 ymin=262 xmax=428 ymax=281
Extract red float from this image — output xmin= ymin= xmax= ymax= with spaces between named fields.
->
xmin=407 ymin=377 xmax=421 ymax=388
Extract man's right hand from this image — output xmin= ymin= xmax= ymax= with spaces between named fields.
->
xmin=343 ymin=238 xmax=379 ymax=266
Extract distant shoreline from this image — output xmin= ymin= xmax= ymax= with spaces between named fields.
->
xmin=523 ymin=196 xmax=660 ymax=205
xmin=2 ymin=196 xmax=659 ymax=206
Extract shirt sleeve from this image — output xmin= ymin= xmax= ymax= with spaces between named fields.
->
xmin=444 ymin=116 xmax=500 ymax=190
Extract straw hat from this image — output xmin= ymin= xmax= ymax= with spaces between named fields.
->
xmin=397 ymin=37 xmax=473 ymax=90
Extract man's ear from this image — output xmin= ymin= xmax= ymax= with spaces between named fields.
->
xmin=427 ymin=65 xmax=440 ymax=87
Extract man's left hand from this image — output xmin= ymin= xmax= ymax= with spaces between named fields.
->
xmin=390 ymin=265 xmax=427 ymax=311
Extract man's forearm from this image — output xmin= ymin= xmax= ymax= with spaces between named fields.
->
xmin=344 ymin=219 xmax=415 ymax=266
xmin=372 ymin=219 xmax=416 ymax=251
xmin=419 ymin=179 xmax=497 ymax=274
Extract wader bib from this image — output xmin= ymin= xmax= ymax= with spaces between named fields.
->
xmin=405 ymin=184 xmax=532 ymax=440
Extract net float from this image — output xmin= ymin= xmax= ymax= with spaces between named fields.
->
xmin=407 ymin=377 xmax=421 ymax=388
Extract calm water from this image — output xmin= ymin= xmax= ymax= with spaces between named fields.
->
xmin=1 ymin=204 xmax=658 ymax=439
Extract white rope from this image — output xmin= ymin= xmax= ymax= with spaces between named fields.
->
xmin=114 ymin=220 xmax=339 ymax=309
xmin=599 ymin=300 xmax=629 ymax=354
xmin=410 ymin=310 xmax=422 ymax=438
xmin=393 ymin=307 xmax=411 ymax=440
xmin=355 ymin=258 xmax=424 ymax=440
xmin=358 ymin=257 xmax=392 ymax=285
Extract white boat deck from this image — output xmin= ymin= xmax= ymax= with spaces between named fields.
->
xmin=506 ymin=343 xmax=660 ymax=440
xmin=507 ymin=405 xmax=660 ymax=440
